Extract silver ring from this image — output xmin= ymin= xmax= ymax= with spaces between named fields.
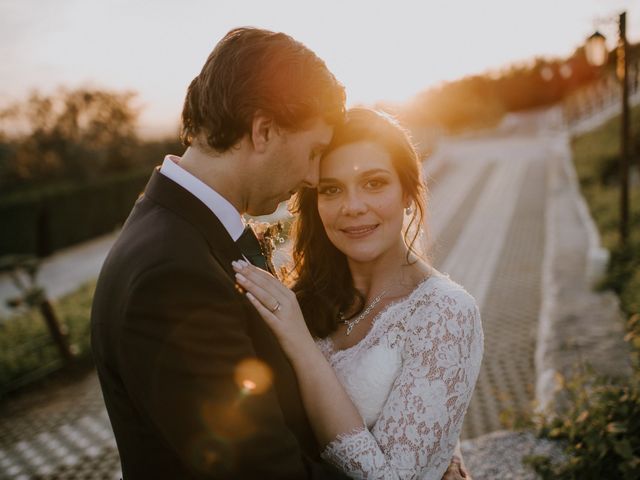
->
xmin=269 ymin=301 xmax=281 ymax=313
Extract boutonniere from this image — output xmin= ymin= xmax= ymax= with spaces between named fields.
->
xmin=246 ymin=220 xmax=286 ymax=277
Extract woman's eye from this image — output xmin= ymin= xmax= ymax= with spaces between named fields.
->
xmin=318 ymin=186 xmax=340 ymax=195
xmin=365 ymin=178 xmax=386 ymax=189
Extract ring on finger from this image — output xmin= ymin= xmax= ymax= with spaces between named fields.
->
xmin=269 ymin=301 xmax=281 ymax=313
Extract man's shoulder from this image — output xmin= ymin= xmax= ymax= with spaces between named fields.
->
xmin=119 ymin=196 xmax=209 ymax=255
xmin=99 ymin=198 xmax=230 ymax=296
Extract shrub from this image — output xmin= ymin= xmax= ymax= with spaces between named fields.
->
xmin=527 ymin=316 xmax=640 ymax=479
xmin=0 ymin=168 xmax=151 ymax=255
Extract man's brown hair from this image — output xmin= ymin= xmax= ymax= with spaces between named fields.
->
xmin=181 ymin=27 xmax=346 ymax=152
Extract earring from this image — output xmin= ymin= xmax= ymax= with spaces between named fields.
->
xmin=405 ymin=205 xmax=413 ymax=215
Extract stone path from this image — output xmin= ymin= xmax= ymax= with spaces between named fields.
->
xmin=427 ymin=132 xmax=552 ymax=439
xmin=0 ymin=107 xmax=590 ymax=478
xmin=0 ymin=372 xmax=118 ymax=479
xmin=460 ymin=430 xmax=565 ymax=480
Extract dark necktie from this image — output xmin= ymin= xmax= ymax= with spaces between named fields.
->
xmin=235 ymin=226 xmax=270 ymax=272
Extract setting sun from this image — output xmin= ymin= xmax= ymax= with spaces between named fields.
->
xmin=1 ymin=0 xmax=639 ymax=138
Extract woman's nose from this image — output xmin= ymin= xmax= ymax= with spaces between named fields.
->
xmin=340 ymin=190 xmax=367 ymax=215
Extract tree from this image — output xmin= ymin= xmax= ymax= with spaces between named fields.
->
xmin=399 ymin=45 xmax=609 ymax=134
xmin=0 ymin=87 xmax=140 ymax=190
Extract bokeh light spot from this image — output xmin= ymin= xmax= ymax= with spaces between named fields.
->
xmin=234 ymin=357 xmax=273 ymax=395
xmin=242 ymin=379 xmax=257 ymax=392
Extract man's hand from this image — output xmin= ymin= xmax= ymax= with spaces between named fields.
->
xmin=441 ymin=455 xmax=471 ymax=480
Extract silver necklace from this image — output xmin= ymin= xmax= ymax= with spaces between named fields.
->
xmin=340 ymin=289 xmax=389 ymax=336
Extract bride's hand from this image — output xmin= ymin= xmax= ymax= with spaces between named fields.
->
xmin=232 ymin=259 xmax=314 ymax=358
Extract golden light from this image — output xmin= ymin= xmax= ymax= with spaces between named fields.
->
xmin=242 ymin=379 xmax=257 ymax=392
xmin=200 ymin=402 xmax=256 ymax=442
xmin=585 ymin=31 xmax=608 ymax=67
xmin=559 ymin=64 xmax=573 ymax=79
xmin=540 ymin=66 xmax=554 ymax=82
xmin=234 ymin=357 xmax=273 ymax=395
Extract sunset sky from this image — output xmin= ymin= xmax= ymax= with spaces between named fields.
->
xmin=1 ymin=0 xmax=639 ymax=137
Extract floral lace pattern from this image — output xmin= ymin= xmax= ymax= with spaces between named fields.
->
xmin=317 ymin=273 xmax=484 ymax=479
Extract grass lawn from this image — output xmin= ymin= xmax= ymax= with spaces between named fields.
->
xmin=0 ymin=280 xmax=96 ymax=395
xmin=570 ymin=104 xmax=640 ymax=318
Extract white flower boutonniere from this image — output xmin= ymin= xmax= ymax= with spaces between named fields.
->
xmin=246 ymin=220 xmax=286 ymax=277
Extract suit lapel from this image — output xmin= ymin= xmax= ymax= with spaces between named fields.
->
xmin=142 ymin=168 xmax=242 ymax=280
xmin=141 ymin=168 xmax=318 ymax=454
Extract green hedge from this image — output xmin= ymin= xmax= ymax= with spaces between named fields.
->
xmin=0 ymin=169 xmax=152 ymax=255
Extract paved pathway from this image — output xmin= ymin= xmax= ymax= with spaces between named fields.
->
xmin=0 ymin=233 xmax=118 ymax=319
xmin=0 ymin=372 xmax=117 ymax=479
xmin=427 ymin=126 xmax=557 ymax=439
xmin=0 ymin=107 xmax=583 ymax=478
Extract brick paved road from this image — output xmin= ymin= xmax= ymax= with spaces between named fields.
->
xmin=0 ymin=371 xmax=118 ymax=479
xmin=428 ymin=133 xmax=551 ymax=439
xmin=0 ymin=110 xmax=566 ymax=478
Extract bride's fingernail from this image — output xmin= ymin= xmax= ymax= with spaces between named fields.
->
xmin=235 ymin=273 xmax=247 ymax=283
xmin=232 ymin=260 xmax=243 ymax=269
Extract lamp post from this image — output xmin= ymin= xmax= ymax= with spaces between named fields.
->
xmin=585 ymin=11 xmax=631 ymax=246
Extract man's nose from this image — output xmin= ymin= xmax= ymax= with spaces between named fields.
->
xmin=301 ymin=158 xmax=320 ymax=188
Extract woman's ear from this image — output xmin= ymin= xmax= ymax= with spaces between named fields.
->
xmin=403 ymin=194 xmax=412 ymax=209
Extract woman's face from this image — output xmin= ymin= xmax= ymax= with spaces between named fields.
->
xmin=317 ymin=141 xmax=408 ymax=264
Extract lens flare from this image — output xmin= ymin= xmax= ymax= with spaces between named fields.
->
xmin=242 ymin=379 xmax=257 ymax=392
xmin=234 ymin=357 xmax=273 ymax=395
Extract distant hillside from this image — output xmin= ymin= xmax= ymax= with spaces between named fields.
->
xmin=389 ymin=43 xmax=639 ymax=135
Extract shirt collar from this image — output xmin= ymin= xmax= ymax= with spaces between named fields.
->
xmin=159 ymin=155 xmax=245 ymax=241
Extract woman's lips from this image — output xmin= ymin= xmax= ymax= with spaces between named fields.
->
xmin=339 ymin=224 xmax=379 ymax=238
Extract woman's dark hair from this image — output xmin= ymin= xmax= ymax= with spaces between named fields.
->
xmin=289 ymin=108 xmax=428 ymax=338
xmin=181 ymin=27 xmax=346 ymax=152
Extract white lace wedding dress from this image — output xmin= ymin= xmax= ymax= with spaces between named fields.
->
xmin=315 ymin=272 xmax=484 ymax=480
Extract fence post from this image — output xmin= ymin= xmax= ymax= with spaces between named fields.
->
xmin=1 ymin=255 xmax=74 ymax=364
xmin=38 ymin=295 xmax=74 ymax=363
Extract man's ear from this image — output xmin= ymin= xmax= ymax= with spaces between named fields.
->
xmin=251 ymin=112 xmax=278 ymax=153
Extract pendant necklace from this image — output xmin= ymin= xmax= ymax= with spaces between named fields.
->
xmin=339 ymin=288 xmax=389 ymax=336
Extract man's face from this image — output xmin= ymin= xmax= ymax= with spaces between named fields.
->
xmin=248 ymin=118 xmax=333 ymax=216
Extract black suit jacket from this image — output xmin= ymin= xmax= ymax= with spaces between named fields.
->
xmin=91 ymin=169 xmax=347 ymax=479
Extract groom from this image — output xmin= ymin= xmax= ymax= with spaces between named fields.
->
xmin=91 ymin=27 xmax=348 ymax=478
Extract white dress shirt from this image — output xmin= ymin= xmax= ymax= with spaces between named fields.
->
xmin=159 ymin=155 xmax=244 ymax=241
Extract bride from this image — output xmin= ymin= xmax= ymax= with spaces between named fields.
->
xmin=233 ymin=108 xmax=483 ymax=479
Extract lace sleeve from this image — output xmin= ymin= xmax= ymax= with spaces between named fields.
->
xmin=321 ymin=286 xmax=484 ymax=479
